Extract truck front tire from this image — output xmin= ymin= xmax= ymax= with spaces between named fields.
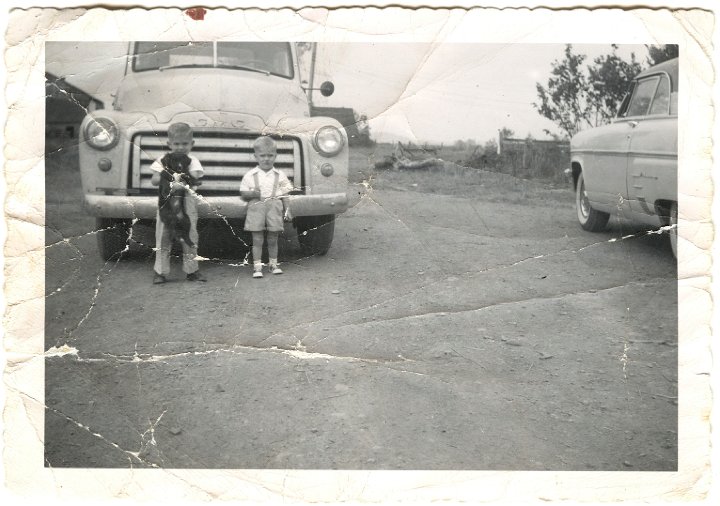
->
xmin=96 ymin=218 xmax=131 ymax=260
xmin=296 ymin=215 xmax=335 ymax=256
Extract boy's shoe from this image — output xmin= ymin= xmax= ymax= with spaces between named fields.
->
xmin=253 ymin=269 xmax=263 ymax=279
xmin=153 ymin=274 xmax=167 ymax=284
xmin=186 ymin=271 xmax=207 ymax=282
xmin=269 ymin=264 xmax=283 ymax=275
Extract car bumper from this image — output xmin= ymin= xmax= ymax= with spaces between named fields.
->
xmin=83 ymin=193 xmax=349 ymax=219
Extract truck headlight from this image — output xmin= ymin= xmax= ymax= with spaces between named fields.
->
xmin=84 ymin=117 xmax=119 ymax=150
xmin=312 ymin=126 xmax=344 ymax=157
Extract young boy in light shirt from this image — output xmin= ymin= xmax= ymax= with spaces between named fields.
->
xmin=239 ymin=136 xmax=293 ymax=278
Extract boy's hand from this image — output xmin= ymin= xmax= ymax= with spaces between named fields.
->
xmin=240 ymin=189 xmax=260 ymax=201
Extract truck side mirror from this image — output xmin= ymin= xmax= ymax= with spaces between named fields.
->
xmin=320 ymin=81 xmax=335 ymax=97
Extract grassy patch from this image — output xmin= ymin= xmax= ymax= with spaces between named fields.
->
xmin=348 ymin=144 xmax=574 ymax=206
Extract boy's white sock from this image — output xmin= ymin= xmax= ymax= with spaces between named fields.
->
xmin=269 ymin=258 xmax=278 ymax=266
xmin=253 ymin=261 xmax=262 ymax=270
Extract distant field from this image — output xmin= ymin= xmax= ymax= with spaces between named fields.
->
xmin=349 ymin=143 xmax=574 ymax=206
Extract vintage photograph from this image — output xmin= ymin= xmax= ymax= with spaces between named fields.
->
xmin=3 ymin=4 xmax=714 ymax=503
xmin=43 ymin=39 xmax=679 ymax=470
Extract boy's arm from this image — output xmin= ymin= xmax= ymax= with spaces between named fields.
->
xmin=150 ymin=159 xmax=165 ymax=186
xmin=278 ymin=172 xmax=294 ymax=196
xmin=239 ymin=172 xmax=260 ymax=200
xmin=188 ymin=156 xmax=204 ymax=180
xmin=277 ymin=173 xmax=293 ymax=221
xmin=240 ymin=189 xmax=261 ymax=200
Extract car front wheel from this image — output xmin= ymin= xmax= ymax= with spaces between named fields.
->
xmin=576 ymin=172 xmax=610 ymax=232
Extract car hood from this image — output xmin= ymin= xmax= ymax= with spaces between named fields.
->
xmin=114 ymin=68 xmax=310 ymax=123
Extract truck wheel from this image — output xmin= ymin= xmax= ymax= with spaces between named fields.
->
xmin=96 ymin=218 xmax=131 ymax=260
xmin=669 ymin=201 xmax=678 ymax=258
xmin=296 ymin=215 xmax=335 ymax=256
xmin=576 ymin=172 xmax=610 ymax=232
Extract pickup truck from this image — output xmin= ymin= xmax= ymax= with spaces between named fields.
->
xmin=79 ymin=41 xmax=349 ymax=259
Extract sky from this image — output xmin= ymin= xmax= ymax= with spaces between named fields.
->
xmin=45 ymin=42 xmax=649 ymax=145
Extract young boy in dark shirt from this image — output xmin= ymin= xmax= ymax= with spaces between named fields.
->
xmin=150 ymin=122 xmax=206 ymax=284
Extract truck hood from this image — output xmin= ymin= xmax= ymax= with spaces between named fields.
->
xmin=114 ymin=68 xmax=310 ymax=124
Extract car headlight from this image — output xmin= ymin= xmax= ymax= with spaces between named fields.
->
xmin=84 ymin=117 xmax=119 ymax=150
xmin=312 ymin=125 xmax=344 ymax=157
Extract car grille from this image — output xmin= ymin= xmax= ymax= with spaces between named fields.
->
xmin=129 ymin=130 xmax=303 ymax=196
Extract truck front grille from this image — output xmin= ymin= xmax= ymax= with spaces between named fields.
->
xmin=129 ymin=130 xmax=303 ymax=196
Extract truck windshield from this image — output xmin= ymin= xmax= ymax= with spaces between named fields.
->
xmin=132 ymin=42 xmax=294 ymax=78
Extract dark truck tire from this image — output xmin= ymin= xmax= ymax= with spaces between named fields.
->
xmin=575 ymin=171 xmax=610 ymax=232
xmin=295 ymin=215 xmax=335 ymax=256
xmin=96 ymin=218 xmax=131 ymax=260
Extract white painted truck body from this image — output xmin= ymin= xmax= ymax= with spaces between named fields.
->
xmin=79 ymin=42 xmax=348 ymax=257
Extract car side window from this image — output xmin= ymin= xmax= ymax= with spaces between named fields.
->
xmin=625 ymin=76 xmax=659 ymax=117
xmin=648 ymin=75 xmax=670 ymax=115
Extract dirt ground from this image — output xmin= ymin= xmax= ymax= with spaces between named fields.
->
xmin=44 ymin=145 xmax=677 ymax=470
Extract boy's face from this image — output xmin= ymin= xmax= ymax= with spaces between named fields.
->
xmin=168 ymin=134 xmax=194 ymax=155
xmin=254 ymin=145 xmax=277 ymax=171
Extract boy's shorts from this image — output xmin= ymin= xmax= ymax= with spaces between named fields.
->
xmin=245 ymin=199 xmax=284 ymax=232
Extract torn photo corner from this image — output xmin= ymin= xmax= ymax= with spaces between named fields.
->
xmin=2 ymin=3 xmax=715 ymax=504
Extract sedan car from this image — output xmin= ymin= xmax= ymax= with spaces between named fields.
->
xmin=570 ymin=58 xmax=678 ymax=256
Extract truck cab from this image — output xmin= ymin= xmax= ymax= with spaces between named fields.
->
xmin=80 ymin=41 xmax=349 ymax=259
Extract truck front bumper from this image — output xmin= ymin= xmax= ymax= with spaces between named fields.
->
xmin=83 ymin=193 xmax=349 ymax=219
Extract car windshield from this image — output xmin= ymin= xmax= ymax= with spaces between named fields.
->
xmin=132 ymin=42 xmax=294 ymax=78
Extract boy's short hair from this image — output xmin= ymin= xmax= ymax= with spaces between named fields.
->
xmin=168 ymin=122 xmax=193 ymax=140
xmin=253 ymin=136 xmax=277 ymax=152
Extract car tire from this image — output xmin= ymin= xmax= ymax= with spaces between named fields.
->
xmin=296 ymin=215 xmax=335 ymax=256
xmin=576 ymin=171 xmax=610 ymax=232
xmin=669 ymin=201 xmax=678 ymax=258
xmin=96 ymin=218 xmax=131 ymax=260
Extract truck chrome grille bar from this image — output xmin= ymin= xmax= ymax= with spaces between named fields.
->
xmin=130 ymin=130 xmax=303 ymax=196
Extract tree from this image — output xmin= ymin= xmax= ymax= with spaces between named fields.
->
xmin=646 ymin=44 xmax=679 ymax=66
xmin=498 ymin=127 xmax=515 ymax=140
xmin=481 ymin=139 xmax=500 ymax=166
xmin=542 ymin=129 xmax=569 ymax=142
xmin=534 ymin=45 xmax=590 ymax=138
xmin=587 ymin=45 xmax=642 ymax=124
xmin=534 ymin=44 xmax=642 ymax=138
